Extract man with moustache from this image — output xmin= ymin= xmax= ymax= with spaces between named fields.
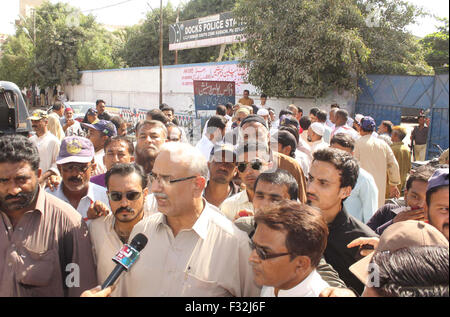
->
xmin=134 ymin=120 xmax=168 ymax=175
xmin=82 ymin=120 xmax=117 ymax=177
xmin=250 ymin=201 xmax=330 ymax=297
xmin=89 ymin=163 xmax=150 ymax=296
xmin=220 ymin=142 xmax=272 ymax=221
xmin=203 ymin=144 xmax=240 ymax=208
xmin=367 ymin=164 xmax=436 ymax=235
xmin=90 ymin=136 xmax=135 ymax=188
xmin=121 ymin=142 xmax=259 ymax=296
xmin=0 ymin=135 xmax=97 ymax=297
xmin=28 ymin=110 xmax=61 ymax=185
xmin=306 ymin=147 xmax=378 ymax=295
xmin=46 ymin=136 xmax=109 ymax=222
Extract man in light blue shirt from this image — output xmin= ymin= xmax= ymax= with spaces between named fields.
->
xmin=330 ymin=133 xmax=378 ymax=223
xmin=46 ymin=136 xmax=109 ymax=222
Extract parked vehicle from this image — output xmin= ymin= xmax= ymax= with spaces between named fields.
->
xmin=63 ymin=101 xmax=96 ymax=122
xmin=0 ymin=81 xmax=32 ymax=137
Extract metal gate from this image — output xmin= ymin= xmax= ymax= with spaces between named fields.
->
xmin=356 ymin=74 xmax=449 ymax=159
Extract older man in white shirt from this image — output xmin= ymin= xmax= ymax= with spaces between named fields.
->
xmin=46 ymin=136 xmax=109 ymax=222
xmin=121 ymin=142 xmax=260 ymax=296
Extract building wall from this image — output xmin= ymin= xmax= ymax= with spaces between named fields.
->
xmin=64 ymin=61 xmax=356 ymax=116
xmin=19 ymin=0 xmax=45 ymax=17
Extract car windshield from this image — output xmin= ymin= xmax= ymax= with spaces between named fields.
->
xmin=67 ymin=103 xmax=94 ymax=115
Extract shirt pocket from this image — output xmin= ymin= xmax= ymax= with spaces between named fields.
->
xmin=16 ymin=246 xmax=59 ymax=289
xmin=182 ymin=273 xmax=230 ymax=297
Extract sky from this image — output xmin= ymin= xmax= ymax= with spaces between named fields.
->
xmin=0 ymin=0 xmax=448 ymax=36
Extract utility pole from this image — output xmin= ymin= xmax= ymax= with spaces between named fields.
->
xmin=175 ymin=7 xmax=179 ymax=65
xmin=32 ymin=8 xmax=37 ymax=107
xmin=159 ymin=0 xmax=163 ymax=106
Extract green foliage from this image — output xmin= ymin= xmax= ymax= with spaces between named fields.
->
xmin=118 ymin=4 xmax=177 ymax=67
xmin=421 ymin=18 xmax=449 ymax=74
xmin=234 ymin=0 xmax=433 ymax=98
xmin=0 ymin=1 xmax=122 ymax=89
xmin=0 ymin=32 xmax=34 ymax=88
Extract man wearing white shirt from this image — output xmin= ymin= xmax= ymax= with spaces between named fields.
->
xmin=28 ymin=110 xmax=60 ymax=185
xmin=308 ymin=122 xmax=328 ymax=154
xmin=196 ymin=115 xmax=227 ymax=161
xmin=46 ymin=136 xmax=109 ymax=222
xmin=331 ymin=133 xmax=378 ymax=223
xmin=82 ymin=120 xmax=117 ymax=176
xmin=121 ymin=142 xmax=260 ymax=296
xmin=250 ymin=200 xmax=330 ymax=297
xmin=331 ymin=109 xmax=359 ymax=141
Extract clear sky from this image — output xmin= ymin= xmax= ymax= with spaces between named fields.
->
xmin=0 ymin=0 xmax=448 ymax=36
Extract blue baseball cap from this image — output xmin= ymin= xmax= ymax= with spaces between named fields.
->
xmin=427 ymin=168 xmax=449 ymax=192
xmin=56 ymin=136 xmax=95 ymax=165
xmin=82 ymin=119 xmax=117 ymax=137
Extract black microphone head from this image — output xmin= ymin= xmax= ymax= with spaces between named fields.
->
xmin=129 ymin=233 xmax=148 ymax=252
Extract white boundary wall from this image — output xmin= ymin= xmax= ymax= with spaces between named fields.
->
xmin=64 ymin=60 xmax=356 ymax=116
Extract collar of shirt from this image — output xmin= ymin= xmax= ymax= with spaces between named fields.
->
xmin=55 ymin=182 xmax=97 ymax=204
xmin=328 ymin=205 xmax=351 ymax=231
xmin=1 ymin=186 xmax=46 ymax=217
xmin=154 ymin=199 xmax=221 ymax=240
xmin=261 ymin=270 xmax=328 ymax=297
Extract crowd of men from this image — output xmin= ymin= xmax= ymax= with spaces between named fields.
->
xmin=0 ymin=94 xmax=448 ymax=298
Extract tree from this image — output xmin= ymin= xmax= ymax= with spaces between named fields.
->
xmin=233 ymin=0 xmax=433 ymax=98
xmin=234 ymin=0 xmax=371 ymax=98
xmin=421 ymin=18 xmax=449 ymax=74
xmin=0 ymin=32 xmax=34 ymax=88
xmin=118 ymin=4 xmax=177 ymax=67
xmin=0 ymin=2 xmax=122 ymax=89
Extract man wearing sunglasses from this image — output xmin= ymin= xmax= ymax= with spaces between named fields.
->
xmin=238 ymin=115 xmax=308 ymax=203
xmin=220 ymin=142 xmax=272 ymax=221
xmin=250 ymin=201 xmax=330 ymax=297
xmin=119 ymin=142 xmax=260 ymax=296
xmin=47 ymin=136 xmax=109 ymax=222
xmin=89 ymin=163 xmax=149 ymax=296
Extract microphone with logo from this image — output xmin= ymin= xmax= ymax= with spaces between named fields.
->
xmin=101 ymin=233 xmax=148 ymax=289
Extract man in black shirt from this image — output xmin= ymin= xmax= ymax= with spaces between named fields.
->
xmin=367 ymin=164 xmax=436 ymax=235
xmin=306 ymin=148 xmax=378 ymax=295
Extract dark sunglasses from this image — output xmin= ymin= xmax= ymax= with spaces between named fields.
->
xmin=237 ymin=159 xmax=263 ymax=173
xmin=249 ymin=240 xmax=291 ymax=261
xmin=108 ymin=191 xmax=142 ymax=202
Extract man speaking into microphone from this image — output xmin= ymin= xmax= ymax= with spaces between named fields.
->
xmin=88 ymin=163 xmax=151 ymax=296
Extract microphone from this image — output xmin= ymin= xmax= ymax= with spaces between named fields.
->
xmin=101 ymin=233 xmax=148 ymax=289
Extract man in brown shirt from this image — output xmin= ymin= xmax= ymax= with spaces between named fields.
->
xmin=0 ymin=135 xmax=97 ymax=297
xmin=238 ymin=89 xmax=255 ymax=106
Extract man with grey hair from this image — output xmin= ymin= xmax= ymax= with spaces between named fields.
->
xmin=120 ymin=142 xmax=260 ymax=296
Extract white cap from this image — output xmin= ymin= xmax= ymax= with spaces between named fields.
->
xmin=310 ymin=122 xmax=325 ymax=136
xmin=257 ymin=108 xmax=269 ymax=116
xmin=355 ymin=114 xmax=364 ymax=124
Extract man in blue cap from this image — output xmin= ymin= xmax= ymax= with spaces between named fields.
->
xmin=82 ymin=120 xmax=117 ymax=176
xmin=354 ymin=116 xmax=401 ymax=208
xmin=425 ymin=167 xmax=449 ymax=240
